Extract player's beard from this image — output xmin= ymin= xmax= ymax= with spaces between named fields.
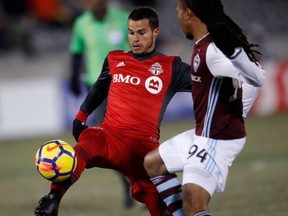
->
xmin=144 ymin=36 xmax=155 ymax=54
xmin=133 ymin=36 xmax=155 ymax=55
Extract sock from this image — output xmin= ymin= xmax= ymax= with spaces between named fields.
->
xmin=50 ymin=146 xmax=89 ymax=196
xmin=151 ymin=174 xmax=183 ymax=216
xmin=194 ymin=211 xmax=212 ymax=216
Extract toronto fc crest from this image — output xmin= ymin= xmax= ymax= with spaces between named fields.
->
xmin=149 ymin=62 xmax=164 ymax=75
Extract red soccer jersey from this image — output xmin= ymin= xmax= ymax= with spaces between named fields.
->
xmin=191 ymin=35 xmax=246 ymax=139
xmin=80 ymin=50 xmax=191 ymax=139
xmin=71 ymin=50 xmax=191 ymax=215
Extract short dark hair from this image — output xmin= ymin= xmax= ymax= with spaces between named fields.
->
xmin=128 ymin=6 xmax=159 ymax=30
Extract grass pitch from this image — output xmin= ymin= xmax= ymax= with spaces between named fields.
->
xmin=0 ymin=113 xmax=287 ymax=216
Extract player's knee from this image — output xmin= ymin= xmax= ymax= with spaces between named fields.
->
xmin=143 ymin=150 xmax=163 ymax=178
xmin=143 ymin=152 xmax=156 ymax=177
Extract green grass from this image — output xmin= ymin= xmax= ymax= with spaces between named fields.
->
xmin=0 ymin=113 xmax=287 ymax=216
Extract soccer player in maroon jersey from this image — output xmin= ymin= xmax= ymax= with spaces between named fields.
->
xmin=34 ymin=7 xmax=191 ymax=216
xmin=144 ymin=0 xmax=266 ymax=216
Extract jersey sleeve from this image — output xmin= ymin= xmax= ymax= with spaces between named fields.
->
xmin=70 ymin=19 xmax=84 ymax=54
xmin=171 ymin=57 xmax=192 ymax=92
xmin=230 ymin=48 xmax=266 ymax=87
xmin=80 ymin=57 xmax=111 ymax=114
xmin=242 ymin=83 xmax=260 ymax=118
xmin=206 ymin=43 xmax=264 ymax=87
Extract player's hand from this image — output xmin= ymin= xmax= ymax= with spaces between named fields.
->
xmin=70 ymin=76 xmax=81 ymax=96
xmin=210 ymin=22 xmax=236 ymax=57
xmin=72 ymin=119 xmax=88 ymax=142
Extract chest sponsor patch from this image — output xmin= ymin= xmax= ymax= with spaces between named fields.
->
xmin=145 ymin=76 xmax=163 ymax=94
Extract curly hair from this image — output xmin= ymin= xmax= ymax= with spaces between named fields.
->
xmin=179 ymin=0 xmax=261 ymax=63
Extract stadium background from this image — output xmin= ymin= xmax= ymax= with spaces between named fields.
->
xmin=0 ymin=0 xmax=287 ymax=215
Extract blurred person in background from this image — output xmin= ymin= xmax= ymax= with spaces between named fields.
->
xmin=0 ymin=0 xmax=34 ymax=55
xmin=29 ymin=0 xmax=76 ymax=27
xmin=34 ymin=6 xmax=192 ymax=216
xmin=68 ymin=0 xmax=133 ymax=208
xmin=144 ymin=0 xmax=266 ymax=215
xmin=69 ymin=0 xmax=129 ymax=95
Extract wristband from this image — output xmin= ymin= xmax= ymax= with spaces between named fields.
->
xmin=76 ymin=110 xmax=89 ymax=122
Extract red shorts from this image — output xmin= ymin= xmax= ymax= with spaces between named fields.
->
xmin=76 ymin=124 xmax=160 ymax=202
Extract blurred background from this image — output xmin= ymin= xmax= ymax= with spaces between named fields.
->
xmin=0 ymin=0 xmax=288 ymax=215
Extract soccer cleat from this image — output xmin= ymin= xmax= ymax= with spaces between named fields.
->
xmin=34 ymin=192 xmax=61 ymax=216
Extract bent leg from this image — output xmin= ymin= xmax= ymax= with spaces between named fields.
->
xmin=144 ymin=149 xmax=183 ymax=215
xmin=144 ymin=130 xmax=196 ymax=215
xmin=51 ymin=126 xmax=109 ymax=195
xmin=144 ymin=148 xmax=169 ymax=178
xmin=35 ymin=126 xmax=115 ymax=215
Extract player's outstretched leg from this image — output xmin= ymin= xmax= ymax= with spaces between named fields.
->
xmin=34 ymin=145 xmax=88 ymax=215
xmin=34 ymin=191 xmax=61 ymax=216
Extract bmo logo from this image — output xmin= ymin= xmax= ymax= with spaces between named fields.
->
xmin=145 ymin=76 xmax=163 ymax=94
xmin=112 ymin=74 xmax=163 ymax=94
xmin=113 ymin=74 xmax=140 ymax=85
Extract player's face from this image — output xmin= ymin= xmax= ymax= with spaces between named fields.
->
xmin=88 ymin=0 xmax=108 ymax=17
xmin=128 ymin=19 xmax=159 ymax=55
xmin=176 ymin=0 xmax=194 ymax=40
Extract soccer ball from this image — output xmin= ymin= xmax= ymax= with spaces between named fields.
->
xmin=35 ymin=140 xmax=77 ymax=182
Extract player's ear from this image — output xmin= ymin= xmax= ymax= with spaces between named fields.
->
xmin=153 ymin=27 xmax=160 ymax=40
xmin=185 ymin=8 xmax=194 ymax=20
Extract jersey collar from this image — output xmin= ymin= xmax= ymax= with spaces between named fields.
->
xmin=130 ymin=49 xmax=158 ymax=61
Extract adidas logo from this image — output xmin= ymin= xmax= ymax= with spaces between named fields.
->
xmin=116 ymin=61 xmax=125 ymax=68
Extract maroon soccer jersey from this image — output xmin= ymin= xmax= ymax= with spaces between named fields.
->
xmin=80 ymin=50 xmax=191 ymax=139
xmin=191 ymin=35 xmax=246 ymax=139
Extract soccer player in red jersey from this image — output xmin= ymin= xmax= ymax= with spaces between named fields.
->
xmin=144 ymin=0 xmax=266 ymax=216
xmin=34 ymin=7 xmax=191 ymax=216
